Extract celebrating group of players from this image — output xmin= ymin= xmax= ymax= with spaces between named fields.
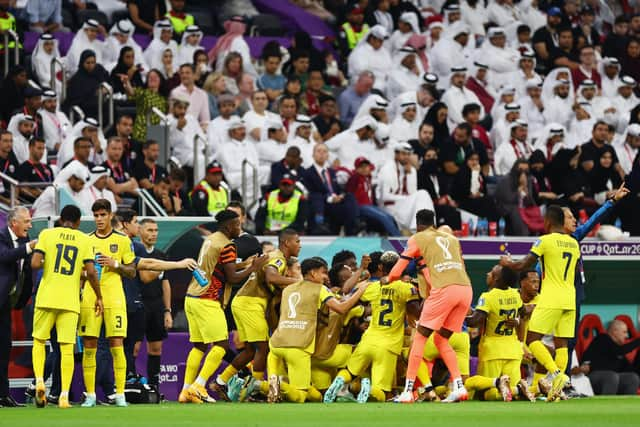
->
xmin=29 ymin=182 xmax=628 ymax=408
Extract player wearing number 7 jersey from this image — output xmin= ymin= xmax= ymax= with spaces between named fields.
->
xmin=500 ymin=205 xmax=581 ymax=402
xmin=387 ymin=210 xmax=473 ymax=403
xmin=323 ymin=251 xmax=421 ymax=403
xmin=31 ymin=205 xmax=103 ymax=409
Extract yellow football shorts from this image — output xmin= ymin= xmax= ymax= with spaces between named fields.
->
xmin=33 ymin=308 xmax=79 ymax=344
xmin=528 ymin=307 xmax=576 ymax=338
xmin=185 ymin=297 xmax=228 ymax=344
xmin=79 ymin=307 xmax=127 ymax=338
xmin=231 ymin=296 xmax=269 ymax=343
xmin=311 ymin=344 xmax=353 ymax=389
xmin=423 ymin=331 xmax=471 ymax=376
xmin=347 ymin=342 xmax=397 ymax=392
xmin=270 ymin=345 xmax=311 ymax=390
xmin=478 ymin=358 xmax=522 ymax=384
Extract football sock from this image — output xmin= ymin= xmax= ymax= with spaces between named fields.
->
xmin=531 ymin=372 xmax=545 ymax=393
xmin=555 ymin=347 xmax=569 ymax=374
xmin=32 ymin=338 xmax=46 ymax=381
xmin=280 ymin=382 xmax=306 ymax=403
xmin=252 ymin=370 xmax=264 ymax=381
xmin=434 ymin=333 xmax=461 ymax=380
xmin=370 ymin=387 xmax=386 ymax=402
xmin=60 ymin=343 xmax=74 ymax=395
xmin=258 ymin=380 xmax=270 ymax=395
xmin=336 ymin=369 xmax=353 ymax=383
xmin=147 ymin=355 xmax=161 ymax=386
xmin=217 ymin=365 xmax=238 ymax=384
xmin=529 ymin=340 xmax=559 ymax=374
xmin=197 ymin=345 xmax=225 ymax=385
xmin=465 ymin=375 xmax=495 ymax=391
xmin=267 ymin=352 xmax=284 ymax=378
xmin=416 ymin=360 xmax=432 ymax=389
xmin=483 ymin=388 xmax=502 ymax=401
xmin=82 ymin=347 xmax=97 ymax=394
xmin=184 ymin=347 xmax=205 ymax=389
xmin=110 ymin=346 xmax=127 ymax=394
xmin=405 ymin=332 xmax=428 ymax=389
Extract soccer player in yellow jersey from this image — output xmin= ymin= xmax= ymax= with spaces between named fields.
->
xmin=215 ymin=228 xmax=302 ymax=399
xmin=465 ymin=264 xmax=535 ymax=402
xmin=268 ymin=257 xmax=369 ymax=403
xmin=324 ymin=251 xmax=421 ymax=403
xmin=179 ymin=210 xmax=268 ymax=404
xmin=80 ymin=199 xmax=198 ymax=407
xmin=500 ymin=205 xmax=581 ymax=401
xmin=30 ymin=205 xmax=103 ymax=409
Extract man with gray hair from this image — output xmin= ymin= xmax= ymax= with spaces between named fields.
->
xmin=0 ymin=206 xmax=36 ymax=406
xmin=338 ymin=71 xmax=375 ymax=127
xmin=581 ymin=319 xmax=640 ymax=395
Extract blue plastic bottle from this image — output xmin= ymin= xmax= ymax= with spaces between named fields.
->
xmin=193 ymin=268 xmax=209 ymax=287
xmin=468 ymin=218 xmax=475 ymax=237
xmin=498 ymin=218 xmax=506 ymax=236
xmin=94 ymin=252 xmax=102 ymax=281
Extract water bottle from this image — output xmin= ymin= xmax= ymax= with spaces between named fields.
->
xmin=193 ymin=267 xmax=209 ymax=287
xmin=477 ymin=218 xmax=487 ymax=236
xmin=94 ymin=252 xmax=102 ymax=281
xmin=615 ymin=218 xmax=622 ymax=229
xmin=498 ymin=218 xmax=506 ymax=236
xmin=468 ymin=218 xmax=475 ymax=237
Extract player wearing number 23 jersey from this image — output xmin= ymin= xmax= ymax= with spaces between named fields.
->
xmin=528 ymin=232 xmax=580 ymax=338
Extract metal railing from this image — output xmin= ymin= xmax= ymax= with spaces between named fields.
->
xmin=98 ymin=82 xmax=114 ymax=132
xmin=0 ymin=172 xmax=51 ymax=208
xmin=192 ymin=134 xmax=209 ymax=186
xmin=241 ymin=159 xmax=259 ymax=211
xmin=69 ymin=105 xmax=85 ymax=124
xmin=138 ymin=188 xmax=168 ymax=217
xmin=150 ymin=107 xmax=171 ymax=166
xmin=50 ymin=57 xmax=66 ymax=102
xmin=3 ymin=30 xmax=19 ymax=77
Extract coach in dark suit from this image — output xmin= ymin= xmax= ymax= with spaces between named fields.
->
xmin=0 ymin=207 xmax=35 ymax=407
xmin=303 ymin=143 xmax=359 ymax=235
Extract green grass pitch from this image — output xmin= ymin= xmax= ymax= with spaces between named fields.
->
xmin=2 ymin=397 xmax=640 ymax=427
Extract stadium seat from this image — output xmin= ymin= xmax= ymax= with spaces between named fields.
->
xmin=190 ymin=9 xmax=216 ymax=35
xmin=77 ymin=10 xmax=109 ymax=29
xmin=249 ymin=14 xmax=284 ymax=37
xmin=110 ymin=10 xmax=131 ymax=26
xmin=575 ymin=314 xmax=605 ymax=361
xmin=61 ymin=8 xmax=74 ymax=30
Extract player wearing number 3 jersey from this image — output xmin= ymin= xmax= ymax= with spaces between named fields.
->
xmin=388 ymin=210 xmax=473 ymax=403
xmin=500 ymin=205 xmax=581 ymax=402
xmin=31 ymin=205 xmax=103 ymax=409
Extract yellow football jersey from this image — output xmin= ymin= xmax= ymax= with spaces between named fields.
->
xmin=476 ymin=287 xmax=523 ymax=361
xmin=34 ymin=227 xmax=94 ymax=313
xmin=81 ymin=230 xmax=137 ymax=309
xmin=360 ymin=280 xmax=420 ymax=355
xmin=530 ymin=232 xmax=580 ymax=309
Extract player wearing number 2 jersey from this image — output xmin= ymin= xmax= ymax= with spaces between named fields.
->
xmin=388 ymin=210 xmax=473 ymax=403
xmin=323 ymin=251 xmax=420 ymax=403
xmin=500 ymin=205 xmax=581 ymax=402
xmin=31 ymin=205 xmax=103 ymax=409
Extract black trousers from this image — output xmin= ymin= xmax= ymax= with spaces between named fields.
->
xmin=0 ymin=300 xmax=11 ymax=397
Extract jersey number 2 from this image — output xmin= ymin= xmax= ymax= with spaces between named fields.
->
xmin=378 ymin=299 xmax=393 ymax=327
xmin=53 ymin=244 xmax=79 ymax=276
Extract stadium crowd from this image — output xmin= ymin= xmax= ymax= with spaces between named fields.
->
xmin=0 ymin=0 xmax=640 ymax=410
xmin=0 ymin=0 xmax=637 ymax=237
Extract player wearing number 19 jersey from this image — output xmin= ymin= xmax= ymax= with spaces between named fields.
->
xmin=500 ymin=205 xmax=581 ymax=402
xmin=31 ymin=205 xmax=102 ymax=409
xmin=324 ymin=251 xmax=420 ymax=403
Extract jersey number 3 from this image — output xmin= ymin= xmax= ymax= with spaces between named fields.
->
xmin=53 ymin=244 xmax=79 ymax=276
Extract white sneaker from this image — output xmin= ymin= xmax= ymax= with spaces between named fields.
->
xmin=393 ymin=391 xmax=415 ymax=403
xmin=442 ymin=386 xmax=469 ymax=403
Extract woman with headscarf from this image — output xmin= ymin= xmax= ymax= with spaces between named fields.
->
xmin=110 ymin=46 xmax=144 ymax=95
xmin=65 ymin=19 xmax=104 ymax=77
xmin=549 ymin=147 xmax=594 ymax=214
xmin=193 ymin=49 xmax=211 ymax=88
xmin=451 ymin=151 xmax=499 ymax=221
xmin=31 ymin=34 xmax=62 ymax=92
xmin=589 ymin=149 xmax=623 ymax=205
xmin=208 ymin=16 xmax=257 ymax=77
xmin=177 ymin=25 xmax=204 ymax=67
xmin=422 ymin=102 xmax=450 ymax=148
xmin=121 ymin=69 xmax=168 ymax=141
xmin=620 ymin=38 xmax=640 ymax=93
xmin=102 ymin=19 xmax=147 ymax=73
xmin=143 ymin=20 xmax=179 ymax=73
xmin=64 ymin=50 xmax=109 ymax=119
xmin=494 ymin=159 xmax=538 ymax=235
xmin=528 ymin=149 xmax=558 ymax=206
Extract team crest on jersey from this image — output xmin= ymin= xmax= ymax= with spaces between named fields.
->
xmin=274 ymin=259 xmax=283 ymax=268
xmin=533 ymin=239 xmax=541 ymax=247
xmin=110 ymin=244 xmax=118 ymax=253
xmin=477 ymin=297 xmax=485 ymax=307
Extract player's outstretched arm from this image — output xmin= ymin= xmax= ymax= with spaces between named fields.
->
xmin=96 ymin=255 xmax=137 ymax=279
xmin=265 ymin=265 xmax=301 ymax=289
xmin=223 ymin=253 xmax=270 ymax=284
xmin=327 ymin=280 xmax=370 ymax=314
xmin=137 ymin=257 xmax=198 ymax=272
xmin=499 ymin=253 xmax=537 ymax=272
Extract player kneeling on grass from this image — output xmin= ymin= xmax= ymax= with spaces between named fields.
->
xmin=267 ymin=257 xmax=369 ymax=403
xmin=324 ymin=251 xmax=421 ymax=403
xmin=465 ymin=264 xmax=535 ymax=402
